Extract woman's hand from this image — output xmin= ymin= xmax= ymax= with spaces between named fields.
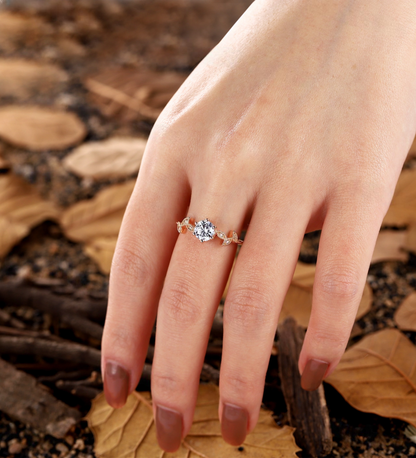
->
xmin=101 ymin=0 xmax=416 ymax=452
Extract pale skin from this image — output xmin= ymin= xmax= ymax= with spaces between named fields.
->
xmin=101 ymin=0 xmax=416 ymax=452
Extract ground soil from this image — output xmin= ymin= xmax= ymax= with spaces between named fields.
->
xmin=0 ymin=1 xmax=416 ymax=457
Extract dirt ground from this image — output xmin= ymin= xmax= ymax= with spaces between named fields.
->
xmin=0 ymin=0 xmax=416 ymax=457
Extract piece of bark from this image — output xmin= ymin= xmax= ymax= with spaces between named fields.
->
xmin=0 ymin=336 xmax=101 ymax=367
xmin=0 ymin=279 xmax=107 ymax=321
xmin=277 ymin=317 xmax=332 ymax=457
xmin=0 ymin=357 xmax=81 ymax=438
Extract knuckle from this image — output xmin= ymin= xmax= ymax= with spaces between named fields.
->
xmin=316 ymin=270 xmax=360 ymax=300
xmin=225 ymin=284 xmax=273 ymax=328
xmin=162 ymin=279 xmax=201 ymax=327
xmin=111 ymin=243 xmax=153 ymax=289
xmin=151 ymin=371 xmax=182 ymax=397
xmin=221 ymin=372 xmax=260 ymax=397
xmin=311 ymin=329 xmax=348 ymax=352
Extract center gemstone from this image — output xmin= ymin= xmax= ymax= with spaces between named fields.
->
xmin=193 ymin=219 xmax=216 ymax=242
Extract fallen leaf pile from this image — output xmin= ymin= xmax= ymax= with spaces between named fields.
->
xmin=85 ymin=384 xmax=301 ymax=457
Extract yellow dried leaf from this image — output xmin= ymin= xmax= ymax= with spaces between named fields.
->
xmin=85 ymin=384 xmax=301 ymax=458
xmin=60 ymin=180 xmax=135 ymax=242
xmin=325 ymin=328 xmax=416 ymax=427
xmin=0 ymin=12 xmax=44 ymax=51
xmin=371 ymin=230 xmax=408 ymax=263
xmin=394 ymin=293 xmax=416 ymax=332
xmin=279 ymin=281 xmax=372 ymax=328
xmin=0 ymin=106 xmax=86 ymax=151
xmin=84 ymin=237 xmax=117 ymax=274
xmin=0 ymin=59 xmax=68 ymax=98
xmin=0 ymin=174 xmax=60 ymax=258
xmin=63 ymin=137 xmax=147 ymax=180
xmin=383 ymin=169 xmax=416 ymax=226
xmin=292 ymin=262 xmax=316 ymax=288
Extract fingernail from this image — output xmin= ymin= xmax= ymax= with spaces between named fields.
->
xmin=155 ymin=405 xmax=183 ymax=452
xmin=301 ymin=359 xmax=329 ymax=391
xmin=104 ymin=361 xmax=130 ymax=408
xmin=221 ymin=403 xmax=248 ymax=446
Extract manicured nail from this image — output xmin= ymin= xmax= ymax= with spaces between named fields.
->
xmin=104 ymin=361 xmax=130 ymax=408
xmin=301 ymin=359 xmax=329 ymax=391
xmin=155 ymin=405 xmax=183 ymax=452
xmin=221 ymin=403 xmax=248 ymax=446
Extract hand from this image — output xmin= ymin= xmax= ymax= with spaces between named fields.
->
xmin=101 ymin=0 xmax=416 ymax=452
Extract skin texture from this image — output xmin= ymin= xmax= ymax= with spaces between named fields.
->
xmin=101 ymin=0 xmax=416 ymax=451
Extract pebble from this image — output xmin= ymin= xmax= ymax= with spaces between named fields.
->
xmin=8 ymin=439 xmax=23 ymax=454
xmin=56 ymin=443 xmax=69 ymax=454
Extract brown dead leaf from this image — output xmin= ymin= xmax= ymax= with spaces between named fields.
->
xmin=0 ymin=174 xmax=60 ymax=257
xmin=371 ymin=230 xmax=409 ymax=263
xmin=85 ymin=384 xmax=301 ymax=458
xmin=0 ymin=12 xmax=45 ymax=52
xmin=394 ymin=293 xmax=416 ymax=332
xmin=404 ymin=224 xmax=416 ymax=254
xmin=84 ymin=237 xmax=117 ymax=274
xmin=279 ymin=281 xmax=372 ymax=328
xmin=292 ymin=261 xmax=316 ymax=288
xmin=85 ymin=67 xmax=188 ymax=123
xmin=0 ymin=106 xmax=86 ymax=151
xmin=383 ymin=168 xmax=416 ymax=226
xmin=60 ymin=180 xmax=135 ymax=243
xmin=0 ymin=59 xmax=68 ymax=98
xmin=63 ymin=137 xmax=147 ymax=180
xmin=325 ymin=328 xmax=416 ymax=427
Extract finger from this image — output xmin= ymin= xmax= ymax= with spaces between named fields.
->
xmin=151 ymin=186 xmax=249 ymax=452
xmin=219 ymin=189 xmax=312 ymax=445
xmin=299 ymin=187 xmax=387 ymax=391
xmin=101 ymin=139 xmax=190 ymax=409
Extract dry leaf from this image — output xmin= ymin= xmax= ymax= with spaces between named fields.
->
xmin=85 ymin=384 xmax=301 ymax=457
xmin=84 ymin=237 xmax=117 ymax=274
xmin=325 ymin=328 xmax=416 ymax=427
xmin=0 ymin=12 xmax=45 ymax=51
xmin=0 ymin=174 xmax=60 ymax=257
xmin=394 ymin=292 xmax=416 ymax=332
xmin=85 ymin=67 xmax=188 ymax=122
xmin=404 ymin=224 xmax=416 ymax=253
xmin=292 ymin=262 xmax=316 ymax=288
xmin=0 ymin=106 xmax=86 ymax=151
xmin=383 ymin=168 xmax=416 ymax=226
xmin=60 ymin=180 xmax=135 ymax=243
xmin=279 ymin=282 xmax=372 ymax=328
xmin=371 ymin=230 xmax=408 ymax=263
xmin=63 ymin=137 xmax=147 ymax=180
xmin=407 ymin=134 xmax=416 ymax=161
xmin=0 ymin=59 xmax=68 ymax=98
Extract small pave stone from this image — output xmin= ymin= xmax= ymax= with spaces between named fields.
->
xmin=193 ymin=219 xmax=216 ymax=242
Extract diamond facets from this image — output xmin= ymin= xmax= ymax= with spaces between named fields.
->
xmin=193 ymin=219 xmax=216 ymax=242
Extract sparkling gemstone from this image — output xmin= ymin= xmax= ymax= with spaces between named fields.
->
xmin=193 ymin=219 xmax=216 ymax=242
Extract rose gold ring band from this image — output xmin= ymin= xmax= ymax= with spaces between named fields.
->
xmin=176 ymin=217 xmax=244 ymax=246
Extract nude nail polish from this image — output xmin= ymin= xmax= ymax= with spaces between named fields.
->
xmin=301 ymin=359 xmax=329 ymax=391
xmin=104 ymin=361 xmax=130 ymax=408
xmin=155 ymin=405 xmax=183 ymax=452
xmin=221 ymin=403 xmax=248 ymax=446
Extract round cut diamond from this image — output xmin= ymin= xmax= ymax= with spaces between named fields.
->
xmin=193 ymin=219 xmax=216 ymax=242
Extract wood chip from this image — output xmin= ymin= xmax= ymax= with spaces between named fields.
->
xmin=0 ymin=59 xmax=68 ymax=98
xmin=0 ymin=357 xmax=81 ymax=438
xmin=63 ymin=137 xmax=147 ymax=180
xmin=0 ymin=106 xmax=86 ymax=151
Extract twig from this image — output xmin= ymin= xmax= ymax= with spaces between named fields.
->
xmin=0 ymin=336 xmax=101 ymax=367
xmin=55 ymin=381 xmax=101 ymax=400
xmin=0 ymin=325 xmax=67 ymax=342
xmin=0 ymin=309 xmax=26 ymax=329
xmin=0 ymin=357 xmax=82 ymax=438
xmin=0 ymin=279 xmax=107 ymax=322
xmin=38 ymin=369 xmax=94 ymax=383
xmin=277 ymin=317 xmax=332 ymax=457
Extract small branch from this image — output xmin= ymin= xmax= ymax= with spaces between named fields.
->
xmin=0 ymin=279 xmax=107 ymax=322
xmin=0 ymin=308 xmax=26 ymax=329
xmin=55 ymin=381 xmax=101 ymax=400
xmin=277 ymin=317 xmax=332 ymax=457
xmin=0 ymin=357 xmax=81 ymax=438
xmin=0 ymin=336 xmax=101 ymax=367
